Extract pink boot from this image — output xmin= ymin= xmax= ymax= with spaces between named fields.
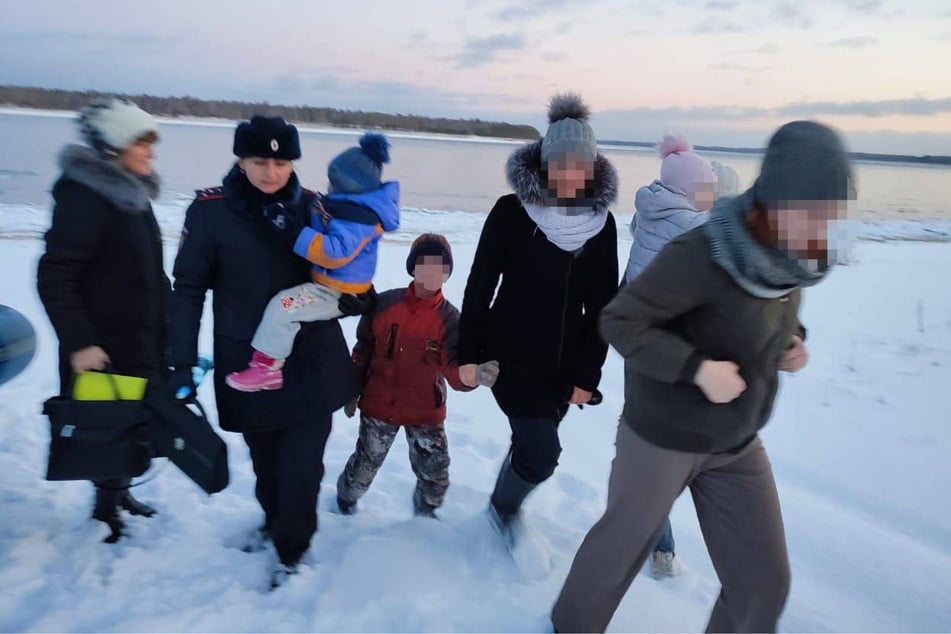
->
xmin=225 ymin=351 xmax=285 ymax=392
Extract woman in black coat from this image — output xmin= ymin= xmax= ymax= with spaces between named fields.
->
xmin=37 ymin=98 xmax=166 ymax=542
xmin=457 ymin=94 xmax=619 ymax=542
xmin=167 ymin=116 xmax=359 ymax=587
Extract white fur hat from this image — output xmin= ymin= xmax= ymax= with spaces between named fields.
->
xmin=711 ymin=160 xmax=741 ymax=198
xmin=78 ymin=98 xmax=159 ymax=156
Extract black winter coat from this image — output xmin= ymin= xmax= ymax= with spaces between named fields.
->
xmin=458 ymin=142 xmax=620 ymax=421
xmin=37 ymin=145 xmax=168 ymax=395
xmin=167 ymin=166 xmax=357 ymax=433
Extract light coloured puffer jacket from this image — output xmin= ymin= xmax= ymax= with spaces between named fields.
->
xmin=623 ymin=180 xmax=710 ymax=283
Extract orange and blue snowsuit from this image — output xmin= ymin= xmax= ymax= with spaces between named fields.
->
xmin=292 ymin=181 xmax=400 ymax=294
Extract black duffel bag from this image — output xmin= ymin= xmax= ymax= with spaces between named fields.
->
xmin=43 ymin=395 xmax=152 ymax=482
xmin=147 ymin=390 xmax=229 ymax=495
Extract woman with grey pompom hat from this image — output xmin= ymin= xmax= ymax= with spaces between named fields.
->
xmin=457 ymin=93 xmax=620 ymax=547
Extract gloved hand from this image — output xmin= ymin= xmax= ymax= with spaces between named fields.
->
xmin=262 ymin=201 xmax=305 ymax=245
xmin=338 ymin=286 xmax=378 ymax=317
xmin=344 ymin=397 xmax=359 ymax=418
xmin=476 ymin=360 xmax=500 ymax=387
xmin=168 ymin=366 xmax=196 ymax=400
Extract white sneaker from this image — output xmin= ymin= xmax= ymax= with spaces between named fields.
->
xmin=649 ymin=551 xmax=679 ymax=579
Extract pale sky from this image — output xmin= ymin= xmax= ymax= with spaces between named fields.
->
xmin=2 ymin=0 xmax=951 ymax=154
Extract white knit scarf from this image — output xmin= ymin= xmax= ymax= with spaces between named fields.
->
xmin=523 ymin=202 xmax=608 ymax=252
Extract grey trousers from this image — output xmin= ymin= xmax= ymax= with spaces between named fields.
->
xmin=551 ymin=423 xmax=790 ymax=633
xmin=251 ymin=282 xmax=343 ymax=360
xmin=337 ymin=415 xmax=451 ymax=511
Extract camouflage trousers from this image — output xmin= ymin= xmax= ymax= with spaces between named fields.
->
xmin=337 ymin=416 xmax=450 ymax=512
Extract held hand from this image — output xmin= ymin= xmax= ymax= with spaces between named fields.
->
xmin=338 ymin=287 xmax=378 ymax=317
xmin=779 ymin=336 xmax=809 ymax=373
xmin=477 ymin=360 xmax=500 ymax=387
xmin=459 ymin=364 xmax=479 ymax=388
xmin=344 ymin=397 xmax=359 ymax=418
xmin=71 ymin=346 xmax=110 ymax=374
xmin=694 ymin=360 xmax=747 ymax=404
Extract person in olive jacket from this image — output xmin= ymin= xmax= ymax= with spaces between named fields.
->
xmin=457 ymin=93 xmax=619 ymax=544
xmin=37 ymin=97 xmax=165 ymax=543
xmin=167 ymin=115 xmax=366 ymax=588
xmin=552 ymin=120 xmax=855 ymax=634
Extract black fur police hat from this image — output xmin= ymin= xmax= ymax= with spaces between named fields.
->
xmin=233 ymin=115 xmax=301 ymax=160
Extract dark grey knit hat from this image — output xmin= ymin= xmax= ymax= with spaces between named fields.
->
xmin=754 ymin=121 xmax=854 ymax=205
xmin=540 ymin=93 xmax=597 ymax=163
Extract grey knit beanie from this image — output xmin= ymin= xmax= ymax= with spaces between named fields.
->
xmin=540 ymin=93 xmax=598 ymax=163
xmin=754 ymin=121 xmax=854 ymax=206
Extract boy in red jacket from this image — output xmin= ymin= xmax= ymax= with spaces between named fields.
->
xmin=336 ymin=234 xmax=498 ymax=517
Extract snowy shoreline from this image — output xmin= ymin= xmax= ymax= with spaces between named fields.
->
xmin=0 ymin=232 xmax=949 ymax=632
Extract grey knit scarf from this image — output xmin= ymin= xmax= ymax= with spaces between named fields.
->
xmin=704 ymin=191 xmax=828 ymax=299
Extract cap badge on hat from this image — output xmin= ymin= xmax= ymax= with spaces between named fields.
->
xmin=270 ymin=139 xmax=279 ymax=152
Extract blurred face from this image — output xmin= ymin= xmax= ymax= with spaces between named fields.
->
xmin=117 ymin=136 xmax=157 ymax=177
xmin=753 ymin=200 xmax=853 ymax=268
xmin=240 ymin=157 xmax=294 ymax=194
xmin=413 ymin=255 xmax=450 ymax=294
xmin=545 ymin=153 xmax=595 ymax=204
xmin=688 ymin=181 xmax=717 ymax=212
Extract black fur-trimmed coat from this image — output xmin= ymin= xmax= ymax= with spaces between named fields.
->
xmin=457 ymin=141 xmax=620 ymax=421
xmin=37 ymin=145 xmax=168 ymax=394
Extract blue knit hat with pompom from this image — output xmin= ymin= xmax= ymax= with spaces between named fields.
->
xmin=327 ymin=132 xmax=391 ymax=194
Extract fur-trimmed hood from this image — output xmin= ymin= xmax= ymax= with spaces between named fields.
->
xmin=58 ymin=144 xmax=160 ymax=213
xmin=505 ymin=140 xmax=618 ymax=212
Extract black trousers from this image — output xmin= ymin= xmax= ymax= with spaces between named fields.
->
xmin=509 ymin=417 xmax=562 ymax=484
xmin=242 ymin=413 xmax=332 ymax=566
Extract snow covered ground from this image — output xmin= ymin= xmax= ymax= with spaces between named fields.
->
xmin=0 ymin=220 xmax=949 ymax=632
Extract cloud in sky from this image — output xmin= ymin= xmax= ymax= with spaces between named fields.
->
xmin=450 ymin=33 xmax=526 ymax=68
xmin=737 ymin=43 xmax=782 ymax=54
xmin=770 ymin=2 xmax=815 ymax=28
xmin=825 ymin=36 xmax=879 ymax=49
xmin=837 ymin=0 xmax=885 ymax=12
xmin=709 ymin=62 xmax=773 ymax=73
xmin=705 ymin=1 xmax=739 ymax=10
xmin=694 ymin=17 xmax=748 ymax=34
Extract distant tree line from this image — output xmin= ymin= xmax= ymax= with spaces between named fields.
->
xmin=600 ymin=140 xmax=951 ymax=166
xmin=0 ymin=85 xmax=541 ymax=140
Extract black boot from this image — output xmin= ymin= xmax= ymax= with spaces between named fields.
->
xmin=488 ymin=450 xmax=537 ymax=532
xmin=92 ymin=485 xmax=124 ymax=544
xmin=119 ymin=491 xmax=157 ymax=517
xmin=240 ymin=524 xmax=272 ymax=553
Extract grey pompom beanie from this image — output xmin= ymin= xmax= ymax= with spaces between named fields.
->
xmin=540 ymin=93 xmax=598 ymax=163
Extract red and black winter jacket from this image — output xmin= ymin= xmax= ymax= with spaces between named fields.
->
xmin=353 ymin=285 xmax=473 ymax=426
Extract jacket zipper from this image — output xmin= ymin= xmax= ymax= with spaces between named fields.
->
xmin=555 ymin=254 xmax=575 ymax=370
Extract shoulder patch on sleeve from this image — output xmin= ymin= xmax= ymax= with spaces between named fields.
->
xmin=194 ymin=186 xmax=225 ymax=201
